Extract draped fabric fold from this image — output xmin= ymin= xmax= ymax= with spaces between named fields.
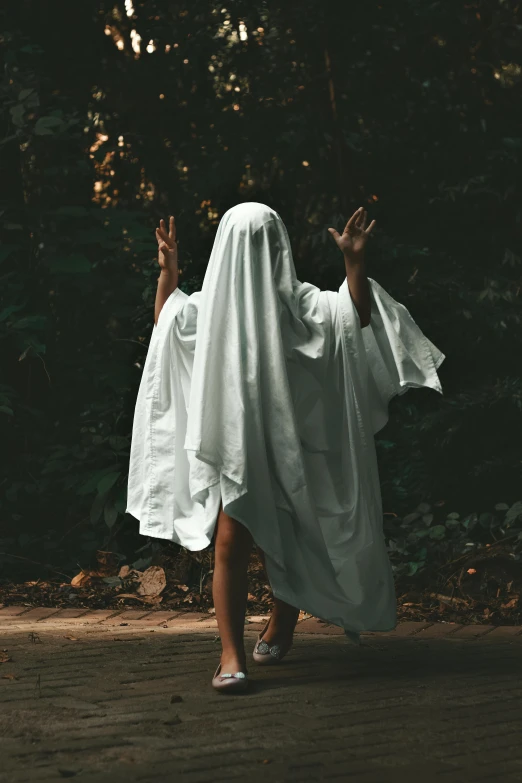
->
xmin=126 ymin=202 xmax=445 ymax=643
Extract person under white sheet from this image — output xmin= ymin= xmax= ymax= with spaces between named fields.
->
xmin=126 ymin=202 xmax=445 ymax=692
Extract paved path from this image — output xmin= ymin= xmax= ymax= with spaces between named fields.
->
xmin=1 ymin=608 xmax=522 ymax=782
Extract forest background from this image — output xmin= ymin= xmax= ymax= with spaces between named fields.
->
xmin=1 ymin=0 xmax=521 ymax=619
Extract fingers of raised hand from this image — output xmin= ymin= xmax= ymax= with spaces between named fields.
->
xmin=358 ymin=210 xmax=376 ymax=235
xmin=169 ymin=215 xmax=176 ymax=240
xmin=343 ymin=207 xmax=363 ymax=235
xmin=357 ymin=209 xmax=367 ymax=229
xmin=328 ymin=227 xmax=341 ymax=242
xmin=156 ymin=225 xmax=172 ymax=246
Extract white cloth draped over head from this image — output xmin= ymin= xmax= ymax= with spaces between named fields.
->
xmin=126 ymin=201 xmax=445 ymax=644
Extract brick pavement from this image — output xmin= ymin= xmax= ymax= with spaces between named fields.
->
xmin=1 ymin=608 xmax=522 ymax=782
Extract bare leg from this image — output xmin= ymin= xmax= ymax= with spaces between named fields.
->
xmin=213 ymin=501 xmax=253 ymax=673
xmin=256 ymin=546 xmax=300 ymax=647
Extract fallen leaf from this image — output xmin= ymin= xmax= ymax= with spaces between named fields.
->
xmin=71 ymin=571 xmax=91 ymax=588
xmin=63 ymin=635 xmax=79 ymax=641
xmin=96 ymin=550 xmax=120 ymax=573
xmin=142 ymin=594 xmax=163 ymax=605
xmin=429 ymin=592 xmax=468 ymax=606
xmin=137 ymin=566 xmax=167 ymax=597
xmin=501 ymin=597 xmax=519 ymax=609
xmin=118 ymin=593 xmax=146 ymax=601
xmin=2 ymin=673 xmax=18 ymax=680
xmin=118 ymin=565 xmax=131 ymax=579
xmin=0 ymin=652 xmax=12 ymax=663
xmin=101 ymin=576 xmax=122 ymax=588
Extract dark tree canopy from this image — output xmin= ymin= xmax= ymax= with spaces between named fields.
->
xmin=1 ymin=0 xmax=521 ymax=580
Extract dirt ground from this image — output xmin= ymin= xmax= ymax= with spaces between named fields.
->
xmin=1 ymin=610 xmax=522 ymax=782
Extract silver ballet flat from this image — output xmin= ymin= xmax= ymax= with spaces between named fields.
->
xmin=252 ymin=617 xmax=293 ymax=665
xmin=212 ymin=663 xmax=249 ymax=693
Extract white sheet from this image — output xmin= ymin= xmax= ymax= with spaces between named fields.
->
xmin=126 ymin=203 xmax=445 ymax=644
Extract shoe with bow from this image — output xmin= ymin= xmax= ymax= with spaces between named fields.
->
xmin=212 ymin=662 xmax=249 ymax=693
xmin=252 ymin=615 xmax=294 ymax=665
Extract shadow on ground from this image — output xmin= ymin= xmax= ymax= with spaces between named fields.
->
xmin=1 ymin=628 xmax=521 ymax=782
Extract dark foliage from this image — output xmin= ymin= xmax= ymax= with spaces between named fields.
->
xmin=0 ymin=1 xmax=521 ymax=587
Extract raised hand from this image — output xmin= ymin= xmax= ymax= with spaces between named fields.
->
xmin=155 ymin=215 xmax=178 ymax=273
xmin=328 ymin=207 xmax=376 ymax=262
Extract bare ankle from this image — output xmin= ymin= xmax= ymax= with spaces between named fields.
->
xmin=220 ymin=650 xmax=247 ymax=672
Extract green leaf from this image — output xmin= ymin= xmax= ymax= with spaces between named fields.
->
xmin=49 ymin=254 xmax=91 ymax=274
xmin=34 ymin=115 xmax=65 ymax=135
xmin=19 ymin=88 xmax=36 ymax=101
xmin=109 ymin=435 xmax=130 ymax=453
xmin=445 ymin=518 xmax=460 ymax=529
xmin=104 ymin=503 xmax=119 ymax=529
xmin=406 ymin=561 xmax=423 ymax=576
xmin=376 ymin=440 xmax=396 ymax=450
xmin=461 ymin=513 xmax=477 ymax=530
xmin=9 ymin=105 xmax=26 ymax=127
xmin=53 ymin=206 xmax=89 ymax=217
xmin=0 ymin=405 xmax=14 ymax=416
xmin=102 ymin=575 xmax=122 ymax=586
xmin=478 ymin=512 xmax=494 ymax=528
xmin=447 ymin=512 xmax=460 ymax=519
xmin=0 ymin=245 xmax=18 ymax=263
xmin=502 ymin=137 xmax=522 ymax=150
xmin=90 ymin=491 xmax=107 ymax=524
xmin=12 ymin=315 xmax=47 ymax=331
xmin=132 ymin=557 xmax=152 ymax=570
xmin=506 ymin=501 xmax=522 ymax=526
xmin=114 ymin=486 xmax=128 ymax=515
xmin=20 ymin=44 xmax=44 ymax=54
xmin=96 ymin=471 xmax=121 ymax=496
xmin=25 ymin=339 xmax=46 ymax=355
xmin=77 ymin=466 xmax=121 ymax=496
xmin=402 ymin=512 xmax=420 ymax=525
xmin=428 ymin=524 xmax=446 ymax=540
xmin=75 ymin=228 xmax=112 ymax=245
xmin=0 ymin=304 xmax=25 ymax=322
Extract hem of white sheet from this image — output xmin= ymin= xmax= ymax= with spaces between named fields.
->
xmin=129 ymin=504 xmax=393 ymax=644
xmin=127 ymin=506 xmax=213 ymax=552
